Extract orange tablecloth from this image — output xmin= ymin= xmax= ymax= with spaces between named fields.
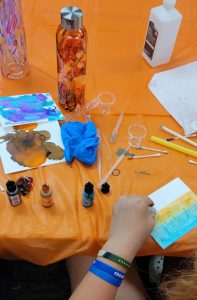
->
xmin=0 ymin=0 xmax=197 ymax=265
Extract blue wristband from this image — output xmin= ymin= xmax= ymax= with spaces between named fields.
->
xmin=89 ymin=264 xmax=122 ymax=287
xmin=93 ymin=259 xmax=126 ymax=280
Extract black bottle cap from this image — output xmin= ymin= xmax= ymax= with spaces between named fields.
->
xmin=101 ymin=182 xmax=110 ymax=194
xmin=6 ymin=180 xmax=17 ymax=192
xmin=84 ymin=182 xmax=94 ymax=194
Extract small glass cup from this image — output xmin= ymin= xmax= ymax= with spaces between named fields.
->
xmin=128 ymin=124 xmax=147 ymax=147
xmin=98 ymin=92 xmax=116 ymax=114
xmin=83 ymin=91 xmax=116 ymax=114
xmin=0 ymin=0 xmax=29 ymax=79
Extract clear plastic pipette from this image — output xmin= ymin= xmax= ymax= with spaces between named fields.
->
xmin=98 ymin=145 xmax=130 ymax=187
xmin=97 ymin=129 xmax=102 ymax=181
xmin=110 ymin=113 xmax=124 ymax=143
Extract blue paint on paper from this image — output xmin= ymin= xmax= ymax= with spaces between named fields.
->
xmin=151 ymin=203 xmax=197 ymax=249
xmin=0 ymin=93 xmax=64 ymax=126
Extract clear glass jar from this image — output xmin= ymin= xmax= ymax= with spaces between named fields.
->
xmin=0 ymin=0 xmax=29 ymax=79
xmin=56 ymin=7 xmax=87 ymax=112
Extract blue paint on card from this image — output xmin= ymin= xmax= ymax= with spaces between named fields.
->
xmin=151 ymin=203 xmax=197 ymax=249
xmin=0 ymin=93 xmax=64 ymax=126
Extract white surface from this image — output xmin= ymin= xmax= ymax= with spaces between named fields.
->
xmin=149 ymin=62 xmax=197 ymax=135
xmin=163 ymin=0 xmax=176 ymax=8
xmin=149 ymin=177 xmax=190 ymax=211
xmin=0 ymin=121 xmax=65 ymax=174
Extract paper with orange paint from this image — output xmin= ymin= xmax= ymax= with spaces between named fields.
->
xmin=0 ymin=121 xmax=65 ymax=174
xmin=150 ymin=178 xmax=197 ymax=249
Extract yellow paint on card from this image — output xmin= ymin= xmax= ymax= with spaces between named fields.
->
xmin=155 ymin=191 xmax=197 ymax=224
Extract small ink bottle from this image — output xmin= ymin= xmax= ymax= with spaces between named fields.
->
xmin=82 ymin=182 xmax=94 ymax=207
xmin=6 ymin=180 xmax=21 ymax=206
xmin=40 ymin=184 xmax=54 ymax=208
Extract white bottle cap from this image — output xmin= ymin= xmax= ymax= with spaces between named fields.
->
xmin=163 ymin=0 xmax=176 ymax=8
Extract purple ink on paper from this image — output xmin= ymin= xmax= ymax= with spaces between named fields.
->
xmin=0 ymin=93 xmax=64 ymax=126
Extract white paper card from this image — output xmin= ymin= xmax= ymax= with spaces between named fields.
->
xmin=149 ymin=62 xmax=197 ymax=135
xmin=149 ymin=177 xmax=190 ymax=211
xmin=149 ymin=177 xmax=197 ymax=249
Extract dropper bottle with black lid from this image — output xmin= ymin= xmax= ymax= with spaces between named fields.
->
xmin=82 ymin=182 xmax=95 ymax=207
xmin=6 ymin=180 xmax=21 ymax=206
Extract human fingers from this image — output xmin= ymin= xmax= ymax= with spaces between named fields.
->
xmin=148 ymin=206 xmax=157 ymax=217
xmin=139 ymin=196 xmax=154 ymax=207
xmin=148 ymin=198 xmax=154 ymax=207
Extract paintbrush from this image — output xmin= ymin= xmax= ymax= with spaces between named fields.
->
xmin=166 ymin=133 xmax=196 ymax=141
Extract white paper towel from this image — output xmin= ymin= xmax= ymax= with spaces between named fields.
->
xmin=149 ymin=62 xmax=197 ymax=135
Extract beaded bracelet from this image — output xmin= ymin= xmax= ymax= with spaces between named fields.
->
xmin=97 ymin=250 xmax=131 ymax=270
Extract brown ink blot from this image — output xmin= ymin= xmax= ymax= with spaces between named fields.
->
xmin=0 ymin=130 xmax=64 ymax=168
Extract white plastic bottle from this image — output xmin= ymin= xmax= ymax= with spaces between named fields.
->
xmin=142 ymin=0 xmax=182 ymax=67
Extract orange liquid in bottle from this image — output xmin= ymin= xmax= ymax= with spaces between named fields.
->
xmin=56 ymin=25 xmax=87 ymax=112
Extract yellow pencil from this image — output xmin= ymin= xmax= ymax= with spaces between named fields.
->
xmin=150 ymin=136 xmax=197 ymax=158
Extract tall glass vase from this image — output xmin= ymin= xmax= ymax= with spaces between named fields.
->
xmin=0 ymin=0 xmax=29 ymax=79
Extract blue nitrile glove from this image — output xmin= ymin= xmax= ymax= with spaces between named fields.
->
xmin=61 ymin=121 xmax=99 ymax=166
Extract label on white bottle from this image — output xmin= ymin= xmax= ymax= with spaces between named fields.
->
xmin=143 ymin=21 xmax=158 ymax=60
xmin=10 ymin=195 xmax=21 ymax=206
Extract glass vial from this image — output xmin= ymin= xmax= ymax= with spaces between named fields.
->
xmin=0 ymin=0 xmax=29 ymax=79
xmin=56 ymin=6 xmax=87 ymax=112
xmin=40 ymin=183 xmax=54 ymax=208
xmin=6 ymin=179 xmax=21 ymax=206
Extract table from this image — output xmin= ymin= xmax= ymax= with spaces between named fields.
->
xmin=0 ymin=0 xmax=197 ymax=266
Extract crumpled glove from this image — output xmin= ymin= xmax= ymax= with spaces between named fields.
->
xmin=61 ymin=121 xmax=99 ymax=166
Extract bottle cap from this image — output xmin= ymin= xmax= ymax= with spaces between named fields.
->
xmin=84 ymin=182 xmax=94 ymax=194
xmin=101 ymin=182 xmax=110 ymax=194
xmin=61 ymin=6 xmax=83 ymax=30
xmin=163 ymin=0 xmax=176 ymax=8
xmin=40 ymin=183 xmax=52 ymax=197
xmin=6 ymin=180 xmax=17 ymax=192
xmin=42 ymin=183 xmax=50 ymax=193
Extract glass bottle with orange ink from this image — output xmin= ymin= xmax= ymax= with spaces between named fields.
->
xmin=56 ymin=6 xmax=87 ymax=112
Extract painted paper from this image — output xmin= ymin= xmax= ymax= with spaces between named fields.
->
xmin=150 ymin=178 xmax=197 ymax=249
xmin=0 ymin=93 xmax=65 ymax=127
xmin=0 ymin=121 xmax=65 ymax=174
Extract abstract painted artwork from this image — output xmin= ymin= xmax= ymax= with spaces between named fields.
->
xmin=150 ymin=178 xmax=197 ymax=249
xmin=0 ymin=93 xmax=64 ymax=127
xmin=0 ymin=121 xmax=65 ymax=174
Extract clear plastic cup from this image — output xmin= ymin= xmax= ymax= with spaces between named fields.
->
xmin=98 ymin=91 xmax=116 ymax=114
xmin=83 ymin=91 xmax=116 ymax=114
xmin=128 ymin=124 xmax=147 ymax=146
